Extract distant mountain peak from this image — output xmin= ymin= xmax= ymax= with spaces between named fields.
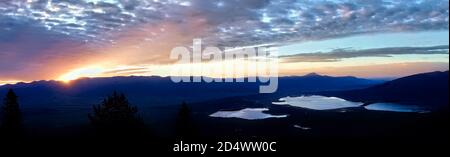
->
xmin=304 ymin=72 xmax=321 ymax=77
xmin=323 ymin=70 xmax=449 ymax=107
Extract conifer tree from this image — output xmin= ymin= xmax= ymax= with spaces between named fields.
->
xmin=176 ymin=102 xmax=195 ymax=139
xmin=1 ymin=89 xmax=22 ymax=136
xmin=89 ymin=92 xmax=143 ymax=133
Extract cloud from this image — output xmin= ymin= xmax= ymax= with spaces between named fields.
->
xmin=0 ymin=0 xmax=448 ymax=47
xmin=0 ymin=16 xmax=91 ymax=80
xmin=280 ymin=45 xmax=450 ymax=62
xmin=102 ymin=67 xmax=149 ymax=75
xmin=207 ymin=0 xmax=450 ymax=47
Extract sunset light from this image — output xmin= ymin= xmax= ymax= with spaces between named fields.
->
xmin=58 ymin=66 xmax=104 ymax=83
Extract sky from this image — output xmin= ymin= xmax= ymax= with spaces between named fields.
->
xmin=0 ymin=0 xmax=449 ymax=85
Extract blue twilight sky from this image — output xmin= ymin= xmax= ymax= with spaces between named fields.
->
xmin=279 ymin=31 xmax=449 ymax=55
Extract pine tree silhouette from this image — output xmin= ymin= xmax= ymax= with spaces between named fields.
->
xmin=88 ymin=91 xmax=144 ymax=135
xmin=176 ymin=102 xmax=195 ymax=139
xmin=1 ymin=89 xmax=22 ymax=136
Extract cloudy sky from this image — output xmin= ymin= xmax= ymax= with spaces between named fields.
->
xmin=0 ymin=0 xmax=449 ymax=84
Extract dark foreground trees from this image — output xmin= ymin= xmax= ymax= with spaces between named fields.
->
xmin=0 ymin=89 xmax=23 ymax=137
xmin=176 ymin=102 xmax=196 ymax=139
xmin=88 ymin=91 xmax=146 ymax=138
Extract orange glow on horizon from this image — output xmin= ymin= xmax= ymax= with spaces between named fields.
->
xmin=1 ymin=61 xmax=447 ymax=86
xmin=57 ymin=66 xmax=105 ymax=83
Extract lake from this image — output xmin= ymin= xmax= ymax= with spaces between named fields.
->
xmin=272 ymin=95 xmax=428 ymax=113
xmin=364 ymin=103 xmax=429 ymax=113
xmin=209 ymin=108 xmax=288 ymax=120
xmin=272 ymin=95 xmax=362 ymax=110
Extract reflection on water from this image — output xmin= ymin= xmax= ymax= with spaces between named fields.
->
xmin=365 ymin=103 xmax=429 ymax=113
xmin=294 ymin=124 xmax=311 ymax=130
xmin=272 ymin=95 xmax=428 ymax=113
xmin=272 ymin=95 xmax=362 ymax=110
xmin=210 ymin=108 xmax=287 ymax=120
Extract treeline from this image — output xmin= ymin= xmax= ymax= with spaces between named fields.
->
xmin=0 ymin=89 xmax=196 ymax=140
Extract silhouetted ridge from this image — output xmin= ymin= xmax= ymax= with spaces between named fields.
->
xmin=321 ymin=71 xmax=449 ymax=108
xmin=0 ymin=75 xmax=382 ymax=106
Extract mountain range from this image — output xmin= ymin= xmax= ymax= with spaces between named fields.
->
xmin=0 ymin=74 xmax=382 ymax=107
xmin=1 ymin=71 xmax=447 ymax=110
xmin=0 ymin=71 xmax=447 ymax=133
xmin=0 ymin=73 xmax=385 ymax=129
xmin=319 ymin=71 xmax=449 ymax=108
